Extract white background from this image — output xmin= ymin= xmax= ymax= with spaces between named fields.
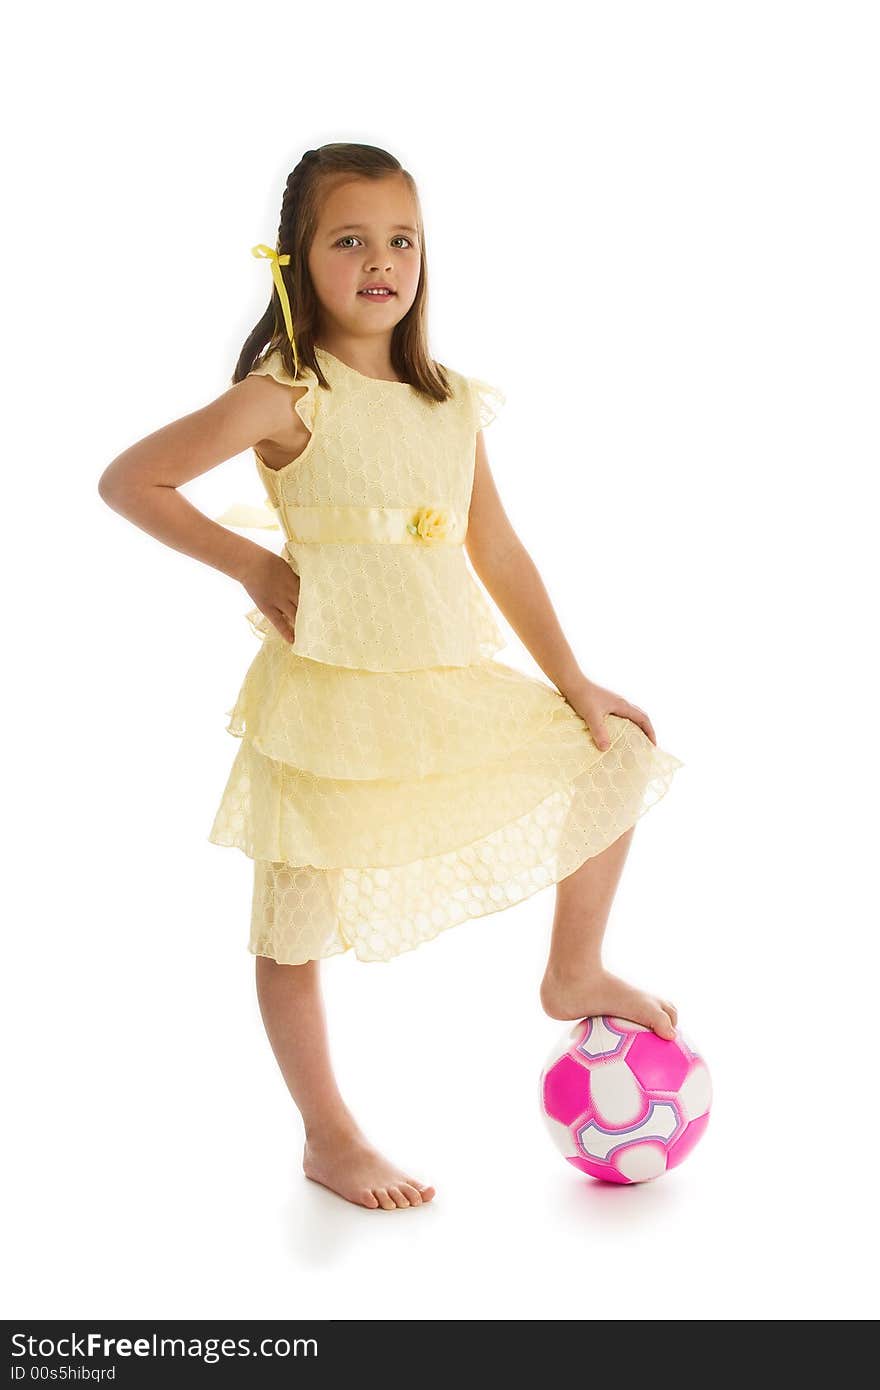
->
xmin=3 ymin=0 xmax=878 ymax=1322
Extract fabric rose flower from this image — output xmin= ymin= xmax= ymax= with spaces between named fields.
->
xmin=407 ymin=506 xmax=449 ymax=541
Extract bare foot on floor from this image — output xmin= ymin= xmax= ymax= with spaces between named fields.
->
xmin=303 ymin=1131 xmax=436 ymax=1210
xmin=540 ymin=966 xmax=678 ymax=1040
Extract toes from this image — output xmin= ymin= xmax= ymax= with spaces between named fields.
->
xmin=362 ymin=1180 xmax=435 ymax=1210
xmin=652 ymin=1007 xmax=676 ymax=1040
xmin=662 ymin=999 xmax=678 ymax=1026
xmin=406 ymin=1179 xmax=436 ymax=1202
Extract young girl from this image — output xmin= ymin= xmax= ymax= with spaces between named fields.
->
xmin=99 ymin=142 xmax=684 ymax=1212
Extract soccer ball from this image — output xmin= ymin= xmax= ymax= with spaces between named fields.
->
xmin=540 ymin=1016 xmax=712 ymax=1183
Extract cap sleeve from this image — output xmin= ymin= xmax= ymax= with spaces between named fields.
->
xmin=212 ymin=348 xmax=318 ymax=532
xmin=466 ymin=375 xmax=506 ymax=432
xmin=248 ymin=347 xmax=318 ymax=435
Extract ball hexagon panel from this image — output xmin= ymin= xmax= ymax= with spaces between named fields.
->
xmin=666 ymin=1113 xmax=710 ymax=1169
xmin=616 ymin=1142 xmax=668 ymax=1182
xmin=625 ymin=1030 xmax=690 ymax=1092
xmin=541 ymin=1052 xmax=591 ymax=1128
xmin=677 ymin=1062 xmax=712 ymax=1121
xmin=588 ymin=1057 xmax=645 ymax=1126
xmin=567 ymin=1154 xmax=631 ymax=1184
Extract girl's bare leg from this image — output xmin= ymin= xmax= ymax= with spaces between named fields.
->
xmin=539 ymin=826 xmax=678 ymax=1038
xmin=255 ymin=955 xmax=435 ymax=1210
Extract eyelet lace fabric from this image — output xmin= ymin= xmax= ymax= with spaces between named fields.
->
xmin=208 ymin=346 xmax=684 ymax=964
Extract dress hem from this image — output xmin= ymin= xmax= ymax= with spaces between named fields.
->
xmin=237 ymin=748 xmax=683 ymax=966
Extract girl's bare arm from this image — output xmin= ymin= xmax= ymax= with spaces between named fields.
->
xmin=97 ymin=376 xmax=305 ymax=584
xmin=465 ymin=430 xmax=588 ymax=700
xmin=98 ymin=375 xmax=309 ymax=642
xmin=465 ymin=434 xmax=657 ymax=749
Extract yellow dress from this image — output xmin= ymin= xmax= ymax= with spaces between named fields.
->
xmin=208 ymin=345 xmax=684 ymax=965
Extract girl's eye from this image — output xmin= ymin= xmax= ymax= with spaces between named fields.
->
xmin=335 ymin=235 xmax=415 ymax=249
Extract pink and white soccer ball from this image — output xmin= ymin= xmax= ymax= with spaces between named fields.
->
xmin=540 ymin=1016 xmax=712 ymax=1183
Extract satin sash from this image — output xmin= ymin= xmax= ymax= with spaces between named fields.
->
xmin=214 ymin=500 xmax=465 ymax=545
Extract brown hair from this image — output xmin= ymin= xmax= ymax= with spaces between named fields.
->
xmin=232 ymin=142 xmax=452 ymax=404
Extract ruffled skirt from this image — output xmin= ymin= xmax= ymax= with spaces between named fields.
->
xmin=207 ymin=617 xmax=684 ymax=964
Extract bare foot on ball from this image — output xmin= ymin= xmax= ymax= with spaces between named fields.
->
xmin=540 ymin=966 xmax=678 ymax=1040
xmin=303 ymin=1126 xmax=436 ymax=1210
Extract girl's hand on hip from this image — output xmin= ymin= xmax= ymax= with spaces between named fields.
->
xmin=562 ymin=676 xmax=657 ymax=751
xmin=240 ymin=548 xmax=300 ymax=644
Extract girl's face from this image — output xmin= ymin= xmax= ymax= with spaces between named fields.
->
xmin=308 ymin=174 xmax=422 ymax=342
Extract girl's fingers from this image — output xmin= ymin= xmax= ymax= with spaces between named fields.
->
xmin=637 ymin=714 xmax=657 ymax=744
xmin=270 ymin=608 xmax=295 ymax=643
xmin=591 ymin=720 xmax=611 ymax=752
xmin=584 ymin=694 xmax=658 ymax=752
xmin=619 ymin=705 xmax=657 ymax=746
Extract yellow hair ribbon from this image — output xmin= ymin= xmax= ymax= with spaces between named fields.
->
xmin=251 ymin=243 xmax=301 ymax=378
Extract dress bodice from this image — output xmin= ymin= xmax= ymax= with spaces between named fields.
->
xmin=216 ymin=344 xmax=508 ymax=671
